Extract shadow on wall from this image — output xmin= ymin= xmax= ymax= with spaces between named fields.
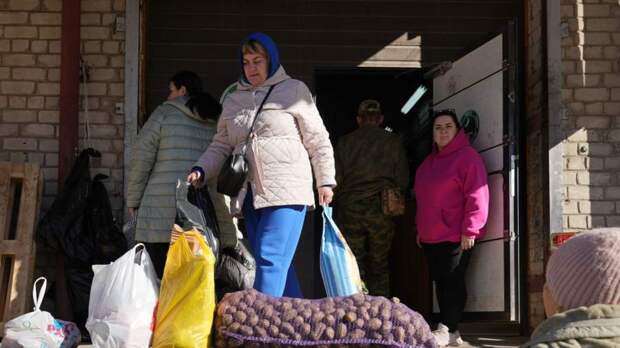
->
xmin=143 ymin=0 xmax=518 ymax=115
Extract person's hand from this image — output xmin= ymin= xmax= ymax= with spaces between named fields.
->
xmin=187 ymin=170 xmax=202 ymax=187
xmin=128 ymin=207 xmax=136 ymax=218
xmin=318 ymin=186 xmax=334 ymax=206
xmin=461 ymin=235 xmax=475 ymax=250
xmin=416 ymin=234 xmax=421 ymax=248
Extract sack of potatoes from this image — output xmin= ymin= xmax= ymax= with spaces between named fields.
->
xmin=215 ymin=289 xmax=437 ymax=348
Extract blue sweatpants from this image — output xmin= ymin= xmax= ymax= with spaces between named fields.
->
xmin=243 ymin=191 xmax=306 ymax=297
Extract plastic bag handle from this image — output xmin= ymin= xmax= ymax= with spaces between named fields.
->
xmin=32 ymin=277 xmax=47 ymax=311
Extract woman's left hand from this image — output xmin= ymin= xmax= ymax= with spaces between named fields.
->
xmin=461 ymin=235 xmax=475 ymax=250
xmin=318 ymin=186 xmax=334 ymax=206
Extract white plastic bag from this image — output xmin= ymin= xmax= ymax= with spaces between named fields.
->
xmin=86 ymin=244 xmax=159 ymax=348
xmin=2 ymin=277 xmax=81 ymax=348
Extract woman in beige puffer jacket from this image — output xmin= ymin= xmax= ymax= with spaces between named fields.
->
xmin=189 ymin=33 xmax=336 ymax=297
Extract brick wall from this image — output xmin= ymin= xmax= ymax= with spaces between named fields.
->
xmin=525 ymin=0 xmax=548 ymax=330
xmin=0 ymin=0 xmax=126 ymax=220
xmin=561 ymin=0 xmax=620 ymax=231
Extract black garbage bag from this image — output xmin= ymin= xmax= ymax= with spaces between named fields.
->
xmin=37 ymin=148 xmax=98 ymax=252
xmin=65 ymin=266 xmax=93 ymax=336
xmin=216 ymin=239 xmax=256 ymax=299
xmin=175 ymin=180 xmax=219 ymax=261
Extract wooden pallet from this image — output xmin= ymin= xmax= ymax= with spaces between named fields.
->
xmin=0 ymin=162 xmax=43 ymax=333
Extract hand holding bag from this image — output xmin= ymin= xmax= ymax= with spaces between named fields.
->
xmin=216 ymin=85 xmax=275 ymax=196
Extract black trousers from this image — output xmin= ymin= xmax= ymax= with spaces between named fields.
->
xmin=422 ymin=242 xmax=472 ymax=332
xmin=143 ymin=242 xmax=170 ymax=279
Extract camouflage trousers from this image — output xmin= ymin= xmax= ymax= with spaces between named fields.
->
xmin=334 ymin=194 xmax=395 ymax=297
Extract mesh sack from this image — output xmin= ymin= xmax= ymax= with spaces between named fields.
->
xmin=215 ymin=289 xmax=437 ymax=348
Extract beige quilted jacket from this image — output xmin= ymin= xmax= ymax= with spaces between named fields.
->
xmin=194 ymin=67 xmax=336 ymax=213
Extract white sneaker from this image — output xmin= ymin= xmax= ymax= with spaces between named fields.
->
xmin=432 ymin=323 xmax=450 ymax=346
xmin=449 ymin=330 xmax=464 ymax=346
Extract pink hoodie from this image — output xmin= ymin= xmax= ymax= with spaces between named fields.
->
xmin=414 ymin=129 xmax=489 ymax=244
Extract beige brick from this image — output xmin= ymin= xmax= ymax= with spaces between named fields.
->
xmin=0 ymin=96 xmax=6 ymax=108
xmin=31 ymin=40 xmax=47 ymax=53
xmin=109 ymin=83 xmax=123 ymax=96
xmin=47 ymin=68 xmax=59 ymax=81
xmin=3 ymin=138 xmax=37 ymax=151
xmin=102 ymin=13 xmax=116 ymax=25
xmin=581 ymin=172 xmax=612 ymax=185
xmin=564 ymin=47 xmax=581 ymax=60
xmin=563 ymin=200 xmax=579 ymax=214
xmin=589 ymin=216 xmax=606 ymax=229
xmin=48 ymin=40 xmax=60 ymax=53
xmin=604 ymin=74 xmax=620 ymax=87
xmin=604 ymin=46 xmax=620 ymax=60
xmin=39 ymin=26 xmax=60 ymax=39
xmin=83 ymin=54 xmax=109 ymax=67
xmin=82 ymin=97 xmax=100 ymax=109
xmin=587 ymin=157 xmax=604 ymax=170
xmin=38 ymin=110 xmax=59 ymax=123
xmin=81 ymin=13 xmax=101 ymax=25
xmin=8 ymin=0 xmax=40 ymax=10
xmin=82 ymin=0 xmax=112 ymax=11
xmin=584 ymin=46 xmax=603 ymax=59
xmin=560 ymin=4 xmax=574 ymax=17
xmin=4 ymin=54 xmax=36 ymax=66
xmin=564 ymin=171 xmax=577 ymax=185
xmin=566 ymin=74 xmax=601 ymax=87
xmin=0 ymin=81 xmax=35 ymax=94
xmin=584 ymin=32 xmax=611 ymax=45
xmin=568 ymin=215 xmax=588 ymax=229
xmin=44 ymin=97 xmax=58 ymax=109
xmin=80 ymin=111 xmax=109 ymax=124
xmin=614 ymin=33 xmax=620 ymax=45
xmin=584 ymin=4 xmax=611 ymax=16
xmin=90 ymin=124 xmax=117 ymax=138
xmin=3 ymin=110 xmax=37 ymax=122
xmin=582 ymin=201 xmax=615 ymax=214
xmin=84 ymin=40 xmax=101 ymax=53
xmin=11 ymin=39 xmax=29 ymax=52
xmin=90 ymin=68 xmax=117 ymax=81
xmin=589 ymin=143 xmax=614 ymax=156
xmin=575 ymin=88 xmax=610 ymax=101
xmin=81 ymin=27 xmax=110 ymax=40
xmin=562 ymin=88 xmax=573 ymax=101
xmin=102 ymin=41 xmax=119 ymax=54
xmin=563 ymin=61 xmax=575 ymax=74
xmin=84 ymin=82 xmax=106 ymax=96
xmin=567 ymin=129 xmax=589 ymax=142
xmin=21 ymin=123 xmax=54 ymax=137
xmin=585 ymin=102 xmax=603 ymax=114
xmin=30 ymin=13 xmax=61 ymax=25
xmin=604 ymin=102 xmax=620 ymax=115
xmin=36 ymin=82 xmax=59 ymax=95
xmin=42 ymin=0 xmax=61 ymax=10
xmin=0 ymin=39 xmax=11 ymax=52
xmin=576 ymin=116 xmax=610 ymax=128
xmin=567 ymin=156 xmax=586 ymax=169
xmin=605 ymin=157 xmax=620 ymax=169
xmin=0 ymin=12 xmax=29 ymax=24
xmin=612 ymin=88 xmax=620 ymax=101
xmin=27 ymin=96 xmax=44 ymax=109
xmin=113 ymin=0 xmax=124 ymax=11
xmin=12 ymin=67 xmax=46 ymax=81
xmin=564 ymin=142 xmax=579 ymax=156
xmin=38 ymin=139 xmax=58 ymax=152
xmin=567 ymin=185 xmax=588 ymax=200
xmin=577 ymin=61 xmax=612 ymax=73
xmin=4 ymin=26 xmax=37 ymax=39
xmin=45 ymin=153 xmax=58 ymax=166
xmin=8 ymin=96 xmax=26 ymax=108
xmin=0 ymin=124 xmax=19 ymax=136
xmin=110 ymin=56 xmax=123 ymax=67
xmin=38 ymin=54 xmax=60 ymax=67
xmin=606 ymin=187 xmax=620 ymax=200
xmin=606 ymin=216 xmax=620 ymax=226
xmin=587 ymin=18 xmax=620 ymax=31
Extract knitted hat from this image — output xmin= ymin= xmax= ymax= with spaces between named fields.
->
xmin=546 ymin=228 xmax=620 ymax=310
xmin=358 ymin=99 xmax=382 ymax=116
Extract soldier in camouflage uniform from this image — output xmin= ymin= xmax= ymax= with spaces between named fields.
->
xmin=333 ymin=99 xmax=409 ymax=297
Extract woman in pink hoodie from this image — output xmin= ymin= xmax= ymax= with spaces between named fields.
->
xmin=414 ymin=109 xmax=489 ymax=347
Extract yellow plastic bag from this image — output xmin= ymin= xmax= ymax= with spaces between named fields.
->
xmin=152 ymin=229 xmax=216 ymax=348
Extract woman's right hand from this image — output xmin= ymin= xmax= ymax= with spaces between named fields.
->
xmin=187 ymin=170 xmax=202 ymax=187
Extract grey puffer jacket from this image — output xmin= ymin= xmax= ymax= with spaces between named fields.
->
xmin=127 ymin=99 xmax=223 ymax=243
xmin=523 ymin=304 xmax=620 ymax=348
xmin=194 ymin=67 xmax=336 ymax=214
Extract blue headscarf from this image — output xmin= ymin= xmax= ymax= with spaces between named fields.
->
xmin=240 ymin=32 xmax=280 ymax=83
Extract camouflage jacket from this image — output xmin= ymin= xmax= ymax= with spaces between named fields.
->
xmin=334 ymin=125 xmax=409 ymax=208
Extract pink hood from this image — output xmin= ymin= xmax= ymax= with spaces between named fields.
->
xmin=414 ymin=129 xmax=489 ymax=244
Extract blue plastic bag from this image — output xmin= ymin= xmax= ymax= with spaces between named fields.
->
xmin=319 ymin=206 xmax=364 ymax=297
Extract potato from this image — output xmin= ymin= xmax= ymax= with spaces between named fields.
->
xmin=283 ymin=309 xmax=298 ymax=322
xmin=325 ymin=327 xmax=335 ymax=340
xmin=337 ymin=323 xmax=348 ymax=338
xmin=233 ymin=310 xmax=247 ymax=324
xmin=368 ymin=318 xmax=382 ymax=331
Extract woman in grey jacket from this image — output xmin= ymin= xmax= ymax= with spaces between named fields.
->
xmin=188 ymin=33 xmax=336 ymax=297
xmin=127 ymin=71 xmax=222 ymax=277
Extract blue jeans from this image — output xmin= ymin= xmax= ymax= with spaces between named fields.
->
xmin=243 ymin=190 xmax=306 ymax=297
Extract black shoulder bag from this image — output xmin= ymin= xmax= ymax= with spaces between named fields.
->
xmin=216 ymin=85 xmax=275 ymax=196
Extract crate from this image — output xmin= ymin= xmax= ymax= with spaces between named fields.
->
xmin=0 ymin=162 xmax=43 ymax=332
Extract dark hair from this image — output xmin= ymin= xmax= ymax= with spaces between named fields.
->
xmin=170 ymin=71 xmax=222 ymax=120
xmin=432 ymin=109 xmax=461 ymax=129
